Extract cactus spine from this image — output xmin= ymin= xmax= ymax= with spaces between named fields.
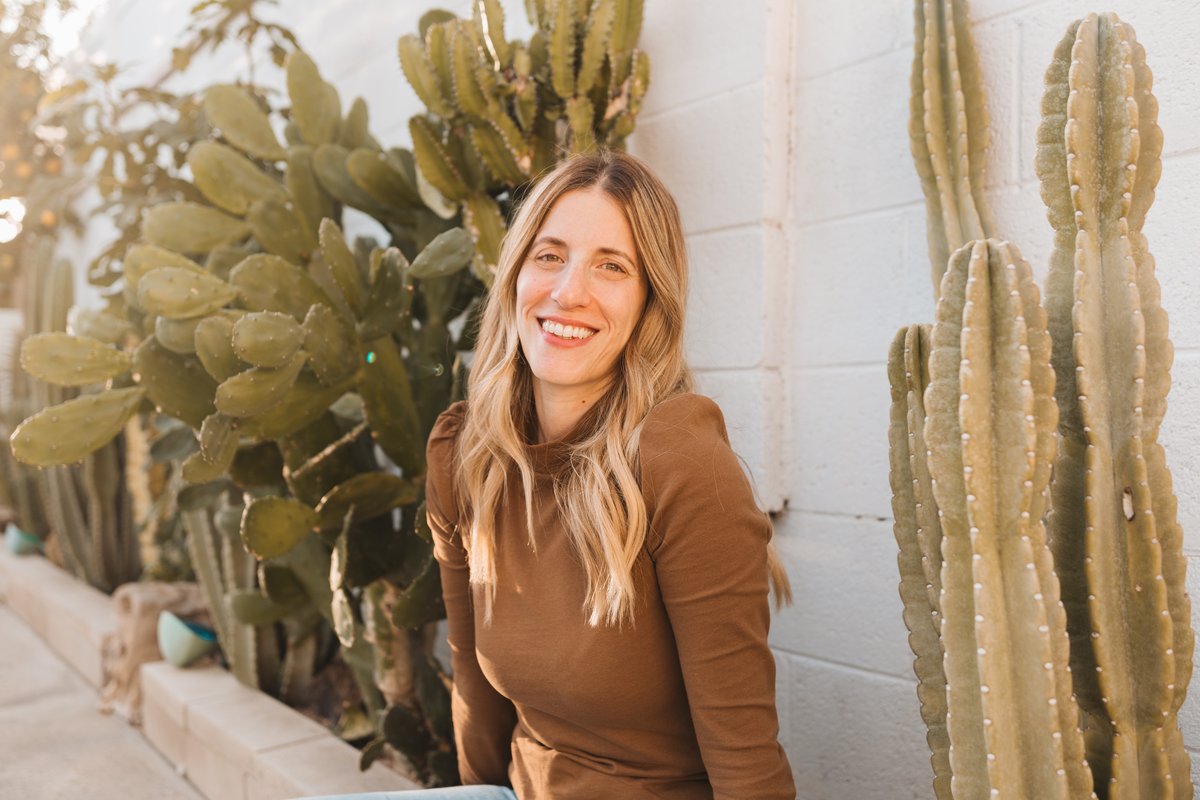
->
xmin=1036 ymin=14 xmax=1192 ymax=797
xmin=909 ymin=0 xmax=995 ymax=296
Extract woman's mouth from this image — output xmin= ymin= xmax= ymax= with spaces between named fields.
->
xmin=538 ymin=318 xmax=597 ymax=340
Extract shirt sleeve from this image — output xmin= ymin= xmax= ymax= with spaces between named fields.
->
xmin=640 ymin=394 xmax=796 ymax=800
xmin=426 ymin=402 xmax=517 ymax=787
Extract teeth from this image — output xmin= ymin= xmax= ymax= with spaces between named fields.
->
xmin=541 ymin=319 xmax=595 ymax=339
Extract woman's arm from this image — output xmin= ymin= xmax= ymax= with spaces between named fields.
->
xmin=641 ymin=394 xmax=796 ymax=800
xmin=427 ymin=404 xmax=517 ymax=786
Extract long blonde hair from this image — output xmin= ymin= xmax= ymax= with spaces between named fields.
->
xmin=455 ymin=149 xmax=791 ymax=626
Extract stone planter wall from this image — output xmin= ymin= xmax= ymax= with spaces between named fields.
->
xmin=0 ymin=548 xmax=418 ymax=799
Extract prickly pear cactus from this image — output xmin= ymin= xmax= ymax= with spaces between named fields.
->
xmin=909 ymin=0 xmax=995 ymax=296
xmin=1036 ymin=14 xmax=1193 ymax=798
xmin=11 ymin=3 xmax=653 ymax=785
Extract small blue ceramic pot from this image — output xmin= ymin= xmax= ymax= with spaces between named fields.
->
xmin=5 ymin=522 xmax=41 ymax=555
xmin=157 ymin=610 xmax=219 ymax=668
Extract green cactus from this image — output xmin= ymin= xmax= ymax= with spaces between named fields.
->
xmin=887 ymin=323 xmax=951 ymax=798
xmin=1036 ymin=14 xmax=1192 ymax=797
xmin=893 ymin=4 xmax=1193 ymax=799
xmin=230 ymin=312 xmax=304 ymax=368
xmin=909 ymin=0 xmax=995 ymax=297
xmin=928 ymin=240 xmax=1093 ymax=799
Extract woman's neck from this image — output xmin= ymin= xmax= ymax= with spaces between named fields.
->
xmin=531 ymin=382 xmax=608 ymax=443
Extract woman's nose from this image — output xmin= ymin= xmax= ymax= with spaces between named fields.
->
xmin=550 ymin=259 xmax=588 ymax=307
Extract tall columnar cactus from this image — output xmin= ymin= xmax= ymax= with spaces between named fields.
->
xmin=909 ymin=0 xmax=995 ymax=297
xmin=887 ymin=322 xmax=951 ymax=798
xmin=890 ymin=241 xmax=1095 ymax=800
xmin=894 ymin=3 xmax=1193 ymax=798
xmin=1036 ymin=14 xmax=1192 ymax=797
xmin=16 ymin=236 xmax=139 ymax=591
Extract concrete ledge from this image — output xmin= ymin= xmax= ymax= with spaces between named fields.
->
xmin=0 ymin=549 xmax=114 ymax=688
xmin=141 ymin=647 xmax=419 ymax=799
xmin=0 ymin=547 xmax=419 ymax=799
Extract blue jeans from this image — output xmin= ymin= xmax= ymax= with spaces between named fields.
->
xmin=295 ymin=788 xmax=517 ymax=800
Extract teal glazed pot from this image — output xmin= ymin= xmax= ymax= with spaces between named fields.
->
xmin=157 ymin=610 xmax=218 ymax=668
xmin=4 ymin=523 xmax=41 ymax=555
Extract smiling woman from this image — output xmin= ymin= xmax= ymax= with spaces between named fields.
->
xmin=301 ymin=150 xmax=796 ymax=800
xmin=432 ymin=150 xmax=794 ymax=799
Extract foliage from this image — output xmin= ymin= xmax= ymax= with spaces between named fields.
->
xmin=10 ymin=0 xmax=652 ymax=786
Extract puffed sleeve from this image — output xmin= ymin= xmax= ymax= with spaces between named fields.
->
xmin=639 ymin=394 xmax=796 ymax=800
xmin=426 ymin=401 xmax=517 ymax=786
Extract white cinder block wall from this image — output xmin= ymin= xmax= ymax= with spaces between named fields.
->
xmin=70 ymin=1 xmax=1200 ymax=798
xmin=631 ymin=0 xmax=1200 ymax=796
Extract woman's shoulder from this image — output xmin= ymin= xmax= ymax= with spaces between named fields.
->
xmin=430 ymin=399 xmax=468 ymax=445
xmin=426 ymin=400 xmax=468 ymax=524
xmin=640 ymin=392 xmax=730 ymax=454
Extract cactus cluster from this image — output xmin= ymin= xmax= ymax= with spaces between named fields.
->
xmin=11 ymin=0 xmax=649 ymax=786
xmin=891 ymin=4 xmax=1193 ymax=799
xmin=400 ymin=0 xmax=648 ymax=285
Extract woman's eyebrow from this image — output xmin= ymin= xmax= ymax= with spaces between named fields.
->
xmin=532 ymin=235 xmax=635 ymax=264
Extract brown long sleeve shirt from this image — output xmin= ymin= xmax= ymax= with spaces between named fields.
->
xmin=425 ymin=392 xmax=796 ymax=799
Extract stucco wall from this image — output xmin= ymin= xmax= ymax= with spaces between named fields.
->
xmin=67 ymin=1 xmax=1200 ymax=798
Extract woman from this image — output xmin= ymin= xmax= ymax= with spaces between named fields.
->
xmin=423 ymin=148 xmax=795 ymax=799
xmin=307 ymin=149 xmax=795 ymax=799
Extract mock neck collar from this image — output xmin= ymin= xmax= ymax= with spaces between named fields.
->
xmin=523 ymin=400 xmax=605 ymax=477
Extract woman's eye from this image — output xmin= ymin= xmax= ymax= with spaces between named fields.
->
xmin=601 ymin=261 xmax=628 ymax=274
xmin=536 ymin=253 xmax=562 ymax=264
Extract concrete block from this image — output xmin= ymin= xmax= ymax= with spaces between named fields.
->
xmin=185 ymin=686 xmax=329 ymax=782
xmin=791 ymin=204 xmax=931 ymax=369
xmin=788 ymin=363 xmax=892 ymax=520
xmin=248 ymin=736 xmax=417 ymax=800
xmin=641 ymin=0 xmax=770 ymax=116
xmin=771 ymin=514 xmax=913 ymax=678
xmin=687 ymin=225 xmax=770 ymax=370
xmin=782 ymin=654 xmax=929 ymax=800
xmin=1145 ymin=152 xmax=1200 ymax=352
xmin=793 ymin=0 xmax=906 ymax=80
xmin=792 ymin=46 xmax=922 ymax=225
xmin=694 ymin=369 xmax=786 ymax=513
xmin=142 ymin=662 xmax=243 ymax=770
xmin=186 ymin=727 xmax=249 ymax=800
xmin=0 ymin=552 xmax=114 ymax=688
xmin=630 ymin=84 xmax=767 ymax=236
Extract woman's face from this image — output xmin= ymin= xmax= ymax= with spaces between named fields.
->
xmin=515 ymin=186 xmax=648 ymax=406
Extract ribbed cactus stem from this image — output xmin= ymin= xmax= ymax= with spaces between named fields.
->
xmin=1037 ymin=14 xmax=1193 ymax=798
xmin=926 ymin=239 xmax=1094 ymax=800
xmin=887 ymin=323 xmax=950 ymax=800
xmin=909 ymin=0 xmax=995 ymax=297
